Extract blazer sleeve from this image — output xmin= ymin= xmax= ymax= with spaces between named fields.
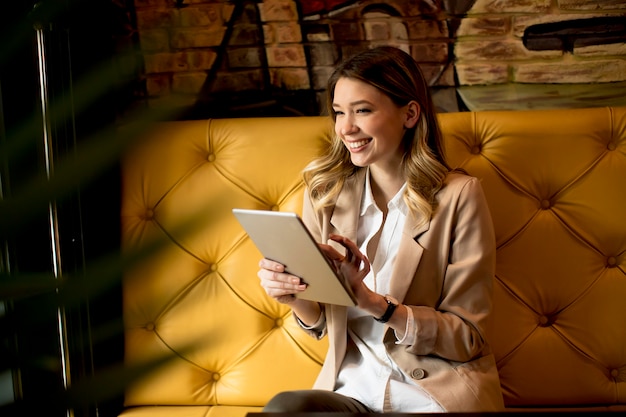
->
xmin=291 ymin=189 xmax=328 ymax=340
xmin=302 ymin=189 xmax=323 ymax=242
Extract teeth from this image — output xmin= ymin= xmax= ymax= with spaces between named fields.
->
xmin=349 ymin=139 xmax=370 ymax=148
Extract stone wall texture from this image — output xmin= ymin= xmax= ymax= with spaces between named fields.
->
xmin=455 ymin=0 xmax=626 ymax=85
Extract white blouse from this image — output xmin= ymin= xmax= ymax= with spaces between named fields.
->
xmin=333 ymin=171 xmax=444 ymax=413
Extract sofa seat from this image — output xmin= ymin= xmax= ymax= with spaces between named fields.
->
xmin=119 ymin=405 xmax=260 ymax=417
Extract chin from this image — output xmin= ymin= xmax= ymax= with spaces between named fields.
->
xmin=350 ymin=158 xmax=368 ymax=168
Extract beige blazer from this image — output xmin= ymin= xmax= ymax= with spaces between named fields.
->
xmin=301 ymin=169 xmax=505 ymax=412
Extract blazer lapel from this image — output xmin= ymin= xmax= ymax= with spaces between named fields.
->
xmin=389 ymin=212 xmax=430 ymax=300
xmin=330 ymin=169 xmax=366 ymax=242
xmin=325 ymin=170 xmax=366 ymax=373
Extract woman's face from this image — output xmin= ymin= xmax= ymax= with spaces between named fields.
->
xmin=332 ymin=77 xmax=417 ymax=174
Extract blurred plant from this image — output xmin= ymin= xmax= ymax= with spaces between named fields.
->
xmin=0 ymin=1 xmax=195 ymax=416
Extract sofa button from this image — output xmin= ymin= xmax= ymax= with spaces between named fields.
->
xmin=209 ymin=263 xmax=218 ymax=272
xmin=275 ymin=318 xmax=283 ymax=327
xmin=410 ymin=368 xmax=426 ymax=380
xmin=212 ymin=372 xmax=220 ymax=381
xmin=207 ymin=153 xmax=216 ymax=162
xmin=471 ymin=145 xmax=481 ymax=155
xmin=607 ymin=141 xmax=617 ymax=151
xmin=538 ymin=315 xmax=549 ymax=326
xmin=540 ymin=199 xmax=551 ymax=210
xmin=144 ymin=209 xmax=154 ymax=220
xmin=607 ymin=256 xmax=617 ymax=267
xmin=145 ymin=322 xmax=156 ymax=331
xmin=271 ymin=205 xmax=279 ymax=211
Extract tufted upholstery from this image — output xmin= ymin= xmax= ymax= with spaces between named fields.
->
xmin=119 ymin=107 xmax=626 ymax=416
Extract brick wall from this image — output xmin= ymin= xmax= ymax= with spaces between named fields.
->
xmin=135 ymin=0 xmax=234 ymax=111
xmin=129 ymin=0 xmax=626 ymax=117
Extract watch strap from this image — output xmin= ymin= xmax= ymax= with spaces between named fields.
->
xmin=374 ymin=295 xmax=397 ymax=323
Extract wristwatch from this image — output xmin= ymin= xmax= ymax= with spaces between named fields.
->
xmin=373 ymin=295 xmax=398 ymax=323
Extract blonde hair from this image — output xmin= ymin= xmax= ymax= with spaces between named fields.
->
xmin=303 ymin=46 xmax=450 ymax=225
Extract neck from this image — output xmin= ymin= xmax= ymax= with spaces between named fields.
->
xmin=369 ymin=166 xmax=404 ymax=212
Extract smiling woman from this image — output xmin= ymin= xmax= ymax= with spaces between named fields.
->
xmin=257 ymin=46 xmax=504 ymax=413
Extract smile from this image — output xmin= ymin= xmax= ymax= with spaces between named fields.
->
xmin=347 ymin=139 xmax=372 ymax=149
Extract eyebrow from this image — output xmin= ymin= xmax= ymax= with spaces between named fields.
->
xmin=332 ymin=99 xmax=374 ymax=108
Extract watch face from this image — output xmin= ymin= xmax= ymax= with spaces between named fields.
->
xmin=385 ymin=295 xmax=398 ymax=305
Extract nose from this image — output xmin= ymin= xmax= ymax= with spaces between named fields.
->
xmin=336 ymin=116 xmax=358 ymax=136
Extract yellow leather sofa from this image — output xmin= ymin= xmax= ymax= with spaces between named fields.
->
xmin=119 ymin=107 xmax=626 ymax=416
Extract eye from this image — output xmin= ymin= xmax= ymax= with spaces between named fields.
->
xmin=356 ymin=108 xmax=371 ymax=114
xmin=333 ymin=109 xmax=345 ymax=116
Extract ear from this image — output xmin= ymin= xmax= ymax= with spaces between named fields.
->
xmin=404 ymin=101 xmax=420 ymax=129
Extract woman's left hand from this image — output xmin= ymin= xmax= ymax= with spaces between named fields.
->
xmin=318 ymin=234 xmax=371 ymax=300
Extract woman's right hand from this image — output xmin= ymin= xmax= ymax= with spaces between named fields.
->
xmin=257 ymin=258 xmax=308 ymax=304
xmin=257 ymin=258 xmax=323 ymax=326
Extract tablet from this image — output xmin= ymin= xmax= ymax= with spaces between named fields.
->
xmin=232 ymin=208 xmax=357 ymax=306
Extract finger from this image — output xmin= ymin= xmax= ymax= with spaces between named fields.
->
xmin=329 ymin=235 xmax=363 ymax=264
xmin=258 ymin=258 xmax=285 ymax=272
xmin=318 ymin=243 xmax=345 ymax=262
xmin=259 ymin=269 xmax=306 ymax=291
xmin=338 ymin=236 xmax=361 ymax=255
xmin=264 ymin=281 xmax=307 ymax=301
xmin=327 ymin=235 xmax=350 ymax=257
xmin=328 ymin=234 xmax=355 ymax=251
xmin=360 ymin=256 xmax=371 ymax=274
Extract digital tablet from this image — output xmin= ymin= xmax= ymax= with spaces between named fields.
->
xmin=232 ymin=208 xmax=357 ymax=306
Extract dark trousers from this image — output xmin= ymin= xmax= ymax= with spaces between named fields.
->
xmin=263 ymin=389 xmax=373 ymax=412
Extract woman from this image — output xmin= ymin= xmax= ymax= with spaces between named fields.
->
xmin=257 ymin=46 xmax=504 ymax=412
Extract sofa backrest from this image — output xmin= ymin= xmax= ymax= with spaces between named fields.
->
xmin=121 ymin=107 xmax=626 ymax=410
xmin=442 ymin=107 xmax=626 ymax=408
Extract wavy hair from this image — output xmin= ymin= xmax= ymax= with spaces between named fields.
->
xmin=302 ymin=46 xmax=450 ymax=225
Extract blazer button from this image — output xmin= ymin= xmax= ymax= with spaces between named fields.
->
xmin=411 ymin=368 xmax=426 ymax=380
